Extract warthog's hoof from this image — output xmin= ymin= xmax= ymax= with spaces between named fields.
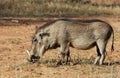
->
xmin=57 ymin=60 xmax=70 ymax=65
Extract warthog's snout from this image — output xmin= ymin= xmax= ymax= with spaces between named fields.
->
xmin=26 ymin=50 xmax=40 ymax=63
xmin=27 ymin=55 xmax=40 ymax=63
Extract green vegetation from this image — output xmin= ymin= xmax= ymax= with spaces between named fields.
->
xmin=0 ymin=0 xmax=120 ymax=17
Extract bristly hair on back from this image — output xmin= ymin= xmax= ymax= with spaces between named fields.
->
xmin=35 ymin=19 xmax=107 ymax=34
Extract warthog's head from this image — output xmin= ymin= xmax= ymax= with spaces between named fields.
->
xmin=27 ymin=28 xmax=50 ymax=63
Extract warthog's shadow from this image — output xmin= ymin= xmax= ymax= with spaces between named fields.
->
xmin=37 ymin=57 xmax=120 ymax=67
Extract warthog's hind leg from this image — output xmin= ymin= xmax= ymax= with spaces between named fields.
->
xmin=96 ymin=39 xmax=107 ymax=65
xmin=94 ymin=45 xmax=101 ymax=65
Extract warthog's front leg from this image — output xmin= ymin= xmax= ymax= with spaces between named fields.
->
xmin=66 ymin=49 xmax=71 ymax=63
xmin=57 ymin=43 xmax=70 ymax=65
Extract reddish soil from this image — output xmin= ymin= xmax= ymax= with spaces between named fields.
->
xmin=0 ymin=17 xmax=120 ymax=78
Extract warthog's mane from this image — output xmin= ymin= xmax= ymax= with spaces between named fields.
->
xmin=35 ymin=19 xmax=70 ymax=33
xmin=35 ymin=20 xmax=58 ymax=34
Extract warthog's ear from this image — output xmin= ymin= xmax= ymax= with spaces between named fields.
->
xmin=39 ymin=33 xmax=43 ymax=39
xmin=39 ymin=33 xmax=50 ymax=39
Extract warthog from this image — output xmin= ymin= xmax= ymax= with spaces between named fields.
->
xmin=26 ymin=19 xmax=114 ymax=65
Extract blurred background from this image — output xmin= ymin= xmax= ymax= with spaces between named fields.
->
xmin=0 ymin=0 xmax=120 ymax=17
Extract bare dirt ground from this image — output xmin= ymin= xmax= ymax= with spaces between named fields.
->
xmin=0 ymin=17 xmax=120 ymax=78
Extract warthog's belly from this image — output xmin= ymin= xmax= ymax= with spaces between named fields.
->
xmin=71 ymin=39 xmax=96 ymax=50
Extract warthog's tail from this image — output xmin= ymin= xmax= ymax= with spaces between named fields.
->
xmin=111 ymin=29 xmax=114 ymax=52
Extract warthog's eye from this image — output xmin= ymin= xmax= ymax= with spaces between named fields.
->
xmin=33 ymin=38 xmax=37 ymax=42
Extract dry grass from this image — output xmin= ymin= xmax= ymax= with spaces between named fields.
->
xmin=90 ymin=0 xmax=120 ymax=5
xmin=2 ymin=56 xmax=120 ymax=78
xmin=0 ymin=0 xmax=120 ymax=17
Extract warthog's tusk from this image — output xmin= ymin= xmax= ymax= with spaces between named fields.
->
xmin=26 ymin=50 xmax=31 ymax=56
